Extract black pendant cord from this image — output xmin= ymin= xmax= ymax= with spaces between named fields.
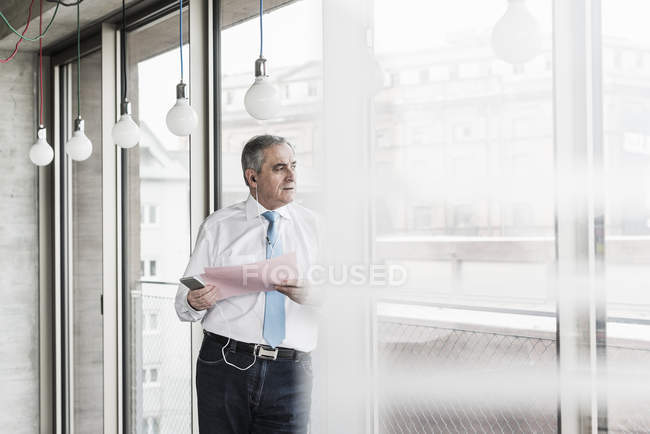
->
xmin=121 ymin=0 xmax=127 ymax=102
xmin=76 ymin=0 xmax=80 ymax=118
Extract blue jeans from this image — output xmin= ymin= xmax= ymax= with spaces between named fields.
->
xmin=196 ymin=335 xmax=313 ymax=434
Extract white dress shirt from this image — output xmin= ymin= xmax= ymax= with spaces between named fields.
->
xmin=175 ymin=195 xmax=320 ymax=352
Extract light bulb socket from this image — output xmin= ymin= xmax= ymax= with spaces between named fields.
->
xmin=37 ymin=126 xmax=46 ymax=140
xmin=74 ymin=117 xmax=85 ymax=133
xmin=120 ymin=98 xmax=132 ymax=116
xmin=254 ymin=57 xmax=268 ymax=78
xmin=176 ymin=82 xmax=188 ymax=99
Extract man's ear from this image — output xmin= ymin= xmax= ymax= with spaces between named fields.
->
xmin=245 ymin=168 xmax=257 ymax=187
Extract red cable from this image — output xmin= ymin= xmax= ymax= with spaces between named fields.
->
xmin=0 ymin=0 xmax=36 ymax=64
xmin=39 ymin=0 xmax=43 ymax=125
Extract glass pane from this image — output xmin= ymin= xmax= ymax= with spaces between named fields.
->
xmin=602 ymin=1 xmax=650 ymax=431
xmin=125 ymin=9 xmax=192 ymax=434
xmin=69 ymin=49 xmax=104 ymax=432
xmin=220 ymin=0 xmax=323 ymax=208
xmin=372 ymin=0 xmax=557 ymax=431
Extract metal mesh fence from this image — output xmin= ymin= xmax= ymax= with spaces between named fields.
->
xmin=376 ymin=320 xmax=558 ymax=434
xmin=131 ymin=291 xmax=193 ymax=434
xmin=376 ymin=319 xmax=650 ymax=434
xmin=607 ymin=344 xmax=650 ymax=434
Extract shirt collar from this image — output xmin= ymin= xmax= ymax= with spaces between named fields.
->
xmin=245 ymin=194 xmax=292 ymax=222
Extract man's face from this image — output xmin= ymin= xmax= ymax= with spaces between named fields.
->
xmin=253 ymin=143 xmax=296 ymax=210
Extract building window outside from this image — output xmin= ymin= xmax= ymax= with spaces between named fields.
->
xmin=141 ymin=204 xmax=159 ymax=226
xmin=143 ymin=416 xmax=161 ymax=434
xmin=141 ymin=259 xmax=158 ymax=278
xmin=144 ymin=312 xmax=159 ymax=333
xmin=143 ymin=366 xmax=160 ymax=387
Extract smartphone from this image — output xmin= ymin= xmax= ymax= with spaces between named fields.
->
xmin=180 ymin=275 xmax=205 ymax=291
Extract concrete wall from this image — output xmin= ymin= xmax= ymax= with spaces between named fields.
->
xmin=0 ymin=54 xmax=40 ymax=433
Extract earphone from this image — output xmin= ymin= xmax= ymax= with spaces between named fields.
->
xmin=215 ymin=176 xmax=280 ymax=371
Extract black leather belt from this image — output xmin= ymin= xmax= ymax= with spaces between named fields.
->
xmin=203 ymin=330 xmax=309 ymax=361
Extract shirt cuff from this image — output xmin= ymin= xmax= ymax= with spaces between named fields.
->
xmin=183 ymin=292 xmax=205 ymax=319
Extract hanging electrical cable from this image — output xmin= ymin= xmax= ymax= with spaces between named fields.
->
xmin=244 ymin=0 xmax=280 ymax=120
xmin=39 ymin=0 xmax=43 ymax=126
xmin=64 ymin=0 xmax=92 ymax=162
xmin=165 ymin=0 xmax=197 ymax=137
xmin=0 ymin=0 xmax=60 ymax=42
xmin=0 ymin=0 xmax=35 ymax=64
xmin=29 ymin=0 xmax=54 ymax=166
xmin=112 ymin=0 xmax=140 ymax=149
xmin=45 ymin=0 xmax=85 ymax=6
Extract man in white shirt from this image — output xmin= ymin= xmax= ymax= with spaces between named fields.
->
xmin=175 ymin=135 xmax=319 ymax=433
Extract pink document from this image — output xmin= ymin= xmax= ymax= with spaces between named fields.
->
xmin=200 ymin=252 xmax=299 ymax=300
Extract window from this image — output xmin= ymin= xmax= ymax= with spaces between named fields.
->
xmin=124 ymin=9 xmax=193 ymax=433
xmin=141 ymin=204 xmax=159 ymax=226
xmin=143 ymin=366 xmax=160 ymax=386
xmin=143 ymin=416 xmax=160 ymax=434
xmin=144 ymin=312 xmax=159 ymax=333
xmin=140 ymin=259 xmax=158 ymax=278
xmin=603 ymin=2 xmax=650 ymax=429
xmin=372 ymin=0 xmax=555 ymax=430
xmin=62 ymin=48 xmax=104 ymax=434
xmin=220 ymin=0 xmax=323 ymax=209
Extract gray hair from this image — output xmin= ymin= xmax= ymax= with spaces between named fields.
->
xmin=240 ymin=135 xmax=294 ymax=186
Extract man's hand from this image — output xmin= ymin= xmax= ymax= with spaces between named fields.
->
xmin=274 ymin=279 xmax=321 ymax=306
xmin=187 ymin=284 xmax=220 ymax=311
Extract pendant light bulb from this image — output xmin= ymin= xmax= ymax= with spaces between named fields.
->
xmin=30 ymin=126 xmax=54 ymax=166
xmin=66 ymin=117 xmax=93 ymax=161
xmin=491 ymin=0 xmax=542 ymax=64
xmin=112 ymin=99 xmax=140 ymax=148
xmin=244 ymin=57 xmax=280 ymax=120
xmin=166 ymin=82 xmax=198 ymax=136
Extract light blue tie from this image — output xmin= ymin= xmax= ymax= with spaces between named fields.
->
xmin=262 ymin=211 xmax=286 ymax=348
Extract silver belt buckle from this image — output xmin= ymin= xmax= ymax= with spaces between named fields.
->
xmin=254 ymin=344 xmax=279 ymax=360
